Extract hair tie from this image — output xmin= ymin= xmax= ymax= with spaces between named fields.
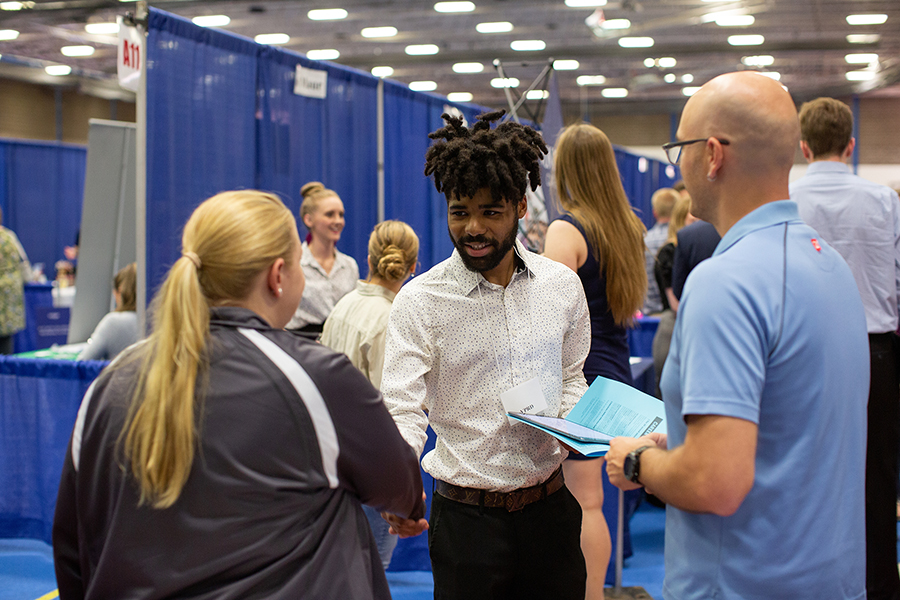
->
xmin=183 ymin=251 xmax=201 ymax=269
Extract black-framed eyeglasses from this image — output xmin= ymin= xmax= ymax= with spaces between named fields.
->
xmin=661 ymin=138 xmax=730 ymax=166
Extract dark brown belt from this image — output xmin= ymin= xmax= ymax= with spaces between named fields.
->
xmin=434 ymin=466 xmax=565 ymax=512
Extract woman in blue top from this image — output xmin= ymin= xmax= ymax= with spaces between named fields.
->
xmin=544 ymin=123 xmax=646 ymax=600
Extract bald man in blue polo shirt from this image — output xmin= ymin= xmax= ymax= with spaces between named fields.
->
xmin=606 ymin=72 xmax=869 ymax=600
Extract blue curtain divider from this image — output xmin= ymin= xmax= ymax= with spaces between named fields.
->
xmin=0 ymin=357 xmax=107 ymax=543
xmin=0 ymin=138 xmax=85 ymax=273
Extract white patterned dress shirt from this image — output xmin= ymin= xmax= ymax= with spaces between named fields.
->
xmin=287 ymin=241 xmax=360 ymax=329
xmin=382 ymin=239 xmax=590 ymax=492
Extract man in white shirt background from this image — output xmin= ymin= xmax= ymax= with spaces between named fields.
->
xmin=380 ymin=110 xmax=590 ymax=600
xmin=790 ymin=96 xmax=900 ymax=600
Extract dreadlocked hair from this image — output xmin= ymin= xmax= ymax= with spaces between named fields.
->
xmin=424 ymin=110 xmax=548 ymax=204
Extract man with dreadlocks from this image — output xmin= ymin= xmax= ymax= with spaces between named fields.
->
xmin=380 ymin=111 xmax=589 ymax=599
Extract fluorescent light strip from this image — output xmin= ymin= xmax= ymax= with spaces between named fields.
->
xmin=576 ymin=75 xmax=606 ymax=86
xmin=846 ymin=70 xmax=876 ymax=81
xmin=409 ymin=80 xmax=437 ymax=91
xmin=192 ymin=15 xmax=231 ymax=27
xmin=682 ymin=86 xmax=701 ymax=96
xmin=526 ymin=90 xmax=549 ymax=100
xmin=553 ymin=59 xmax=580 ymax=70
xmin=255 ymin=33 xmax=290 ymax=45
xmin=845 ymin=53 xmax=878 ymax=64
xmin=742 ymin=54 xmax=774 ymax=66
xmin=45 ymin=65 xmax=71 ymax=76
xmin=85 ymin=22 xmax=119 ymax=34
xmin=681 ymin=73 xmax=694 ymax=83
xmin=452 ymin=62 xmax=484 ymax=73
xmin=371 ymin=66 xmax=394 ymax=77
xmin=601 ymin=88 xmax=628 ymax=98
xmin=602 ymin=19 xmax=631 ymax=30
xmin=447 ymin=92 xmax=473 ymax=102
xmin=361 ymin=26 xmax=398 ymax=38
xmin=476 ymin=21 xmax=513 ymax=33
xmin=511 ymin=39 xmax=545 ymax=51
xmin=565 ymin=0 xmax=607 ymax=6
xmin=307 ymin=49 xmax=340 ymax=61
xmin=664 ymin=73 xmax=676 ymax=83
xmin=0 ymin=29 xmax=19 ymax=40
xmin=0 ymin=1 xmax=24 ymax=10
xmin=406 ymin=44 xmax=439 ymax=55
xmin=846 ymin=14 xmax=887 ymax=26
xmin=727 ymin=34 xmax=764 ymax=46
xmin=434 ymin=1 xmax=475 ymax=12
xmin=491 ymin=77 xmax=519 ymax=88
xmin=847 ymin=34 xmax=880 ymax=44
xmin=658 ymin=57 xmax=676 ymax=68
xmin=61 ymin=45 xmax=95 ymax=57
xmin=308 ymin=8 xmax=348 ymax=21
xmin=715 ymin=14 xmax=754 ymax=26
xmin=619 ymin=37 xmax=654 ymax=48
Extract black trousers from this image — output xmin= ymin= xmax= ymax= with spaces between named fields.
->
xmin=866 ymin=332 xmax=900 ymax=600
xmin=429 ymin=484 xmax=586 ymax=600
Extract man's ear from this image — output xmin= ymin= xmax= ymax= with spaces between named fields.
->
xmin=799 ymin=140 xmax=814 ymax=162
xmin=842 ymin=138 xmax=856 ymax=161
xmin=516 ymin=196 xmax=528 ymax=219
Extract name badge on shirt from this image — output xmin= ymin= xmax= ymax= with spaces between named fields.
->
xmin=500 ymin=376 xmax=548 ymax=424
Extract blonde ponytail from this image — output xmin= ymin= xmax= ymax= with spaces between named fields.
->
xmin=123 ymin=190 xmax=297 ymax=508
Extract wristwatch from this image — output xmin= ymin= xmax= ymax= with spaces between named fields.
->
xmin=623 ymin=445 xmax=653 ymax=484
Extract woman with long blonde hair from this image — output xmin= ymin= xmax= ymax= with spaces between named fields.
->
xmin=544 ymin=123 xmax=647 ymax=600
xmin=53 ymin=190 xmax=425 ymax=600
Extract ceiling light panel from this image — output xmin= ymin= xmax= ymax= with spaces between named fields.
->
xmin=409 ymin=80 xmax=437 ymax=91
xmin=565 ymin=0 xmax=607 ymax=6
xmin=847 ymin=34 xmax=880 ymax=44
xmin=361 ymin=26 xmax=398 ymax=38
xmin=308 ymin=8 xmax=348 ymax=21
xmin=845 ymin=53 xmax=878 ymax=64
xmin=728 ymin=34 xmax=764 ymax=46
xmin=371 ymin=66 xmax=394 ymax=77
xmin=307 ymin=49 xmax=340 ymax=61
xmin=476 ymin=21 xmax=513 ymax=33
xmin=255 ymin=33 xmax=290 ymax=45
xmin=576 ymin=75 xmax=606 ymax=86
xmin=61 ymin=45 xmax=95 ymax=57
xmin=619 ymin=37 xmax=654 ymax=48
xmin=0 ymin=29 xmax=19 ymax=40
xmin=452 ymin=62 xmax=484 ymax=73
xmin=526 ymin=90 xmax=549 ymax=100
xmin=602 ymin=88 xmax=628 ymax=98
xmin=447 ymin=92 xmax=473 ymax=102
xmin=664 ymin=73 xmax=676 ymax=83
xmin=715 ymin=15 xmax=755 ymax=27
xmin=742 ymin=54 xmax=774 ymax=66
xmin=0 ymin=2 xmax=24 ymax=10
xmin=45 ymin=65 xmax=71 ymax=75
xmin=85 ymin=22 xmax=120 ymax=34
xmin=601 ymin=19 xmax=631 ymax=30
xmin=510 ymin=40 xmax=546 ymax=51
xmin=682 ymin=86 xmax=701 ymax=96
xmin=434 ymin=1 xmax=474 ymax=13
xmin=553 ymin=60 xmax=580 ymax=70
xmin=846 ymin=14 xmax=888 ymax=26
xmin=658 ymin=57 xmax=676 ymax=68
xmin=406 ymin=44 xmax=439 ymax=55
xmin=192 ymin=15 xmax=231 ymax=27
xmin=846 ymin=70 xmax=876 ymax=81
xmin=491 ymin=77 xmax=519 ymax=88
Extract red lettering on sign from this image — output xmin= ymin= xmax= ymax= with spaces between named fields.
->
xmin=123 ymin=40 xmax=131 ymax=67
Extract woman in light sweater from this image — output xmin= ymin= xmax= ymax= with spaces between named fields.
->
xmin=78 ymin=262 xmax=139 ymax=361
xmin=321 ymin=219 xmax=419 ymax=568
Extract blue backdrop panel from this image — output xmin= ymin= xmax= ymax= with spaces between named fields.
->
xmin=257 ymin=47 xmax=379 ymax=271
xmin=0 ymin=357 xmax=106 ymax=543
xmin=0 ymin=139 xmax=85 ymax=272
xmin=146 ymin=9 xmax=260 ymax=294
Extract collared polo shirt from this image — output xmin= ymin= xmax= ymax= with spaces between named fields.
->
xmin=660 ymin=200 xmax=868 ymax=599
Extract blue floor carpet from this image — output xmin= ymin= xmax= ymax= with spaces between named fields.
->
xmin=0 ymin=502 xmax=695 ymax=600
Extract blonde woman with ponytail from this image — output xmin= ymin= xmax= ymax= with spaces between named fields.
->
xmin=320 ymin=219 xmax=419 ymax=570
xmin=543 ymin=123 xmax=647 ymax=600
xmin=53 ymin=191 xmax=425 ymax=600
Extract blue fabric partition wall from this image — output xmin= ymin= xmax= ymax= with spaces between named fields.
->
xmin=0 ymin=139 xmax=86 ymax=272
xmin=145 ymin=10 xmax=260 ymax=294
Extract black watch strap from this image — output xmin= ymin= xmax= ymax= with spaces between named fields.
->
xmin=626 ymin=445 xmax=653 ymax=484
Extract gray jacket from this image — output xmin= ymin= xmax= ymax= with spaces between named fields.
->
xmin=53 ymin=306 xmax=424 ymax=600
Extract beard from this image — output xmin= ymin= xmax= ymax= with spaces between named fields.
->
xmin=451 ymin=219 xmax=519 ymax=275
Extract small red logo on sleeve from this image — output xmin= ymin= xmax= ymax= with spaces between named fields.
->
xmin=811 ymin=238 xmax=822 ymax=252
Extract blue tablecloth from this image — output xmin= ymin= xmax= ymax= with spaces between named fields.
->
xmin=0 ymin=356 xmax=106 ymax=542
xmin=13 ymin=283 xmax=55 ymax=354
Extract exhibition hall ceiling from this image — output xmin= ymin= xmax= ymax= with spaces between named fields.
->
xmin=0 ymin=0 xmax=898 ymax=113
